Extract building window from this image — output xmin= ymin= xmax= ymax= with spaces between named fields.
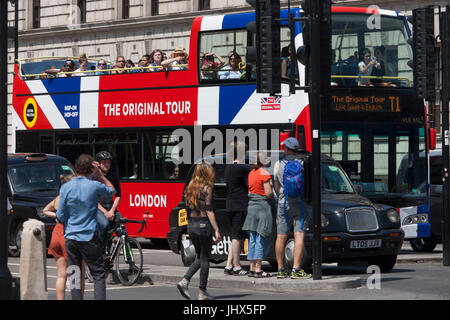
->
xmin=199 ymin=0 xmax=210 ymax=10
xmin=123 ymin=0 xmax=130 ymax=19
xmin=151 ymin=0 xmax=159 ymax=16
xmin=78 ymin=0 xmax=86 ymax=23
xmin=32 ymin=0 xmax=40 ymax=29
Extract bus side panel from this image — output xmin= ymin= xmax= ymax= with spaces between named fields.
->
xmin=119 ymin=182 xmax=185 ymax=238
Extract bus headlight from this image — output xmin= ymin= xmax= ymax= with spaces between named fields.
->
xmin=402 ymin=213 xmax=428 ymax=225
xmin=387 ymin=209 xmax=399 ymax=223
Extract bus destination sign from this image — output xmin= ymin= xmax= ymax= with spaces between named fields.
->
xmin=330 ymin=94 xmax=401 ymax=113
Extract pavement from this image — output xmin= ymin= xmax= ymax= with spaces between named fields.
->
xmin=135 ymin=243 xmax=444 ymax=293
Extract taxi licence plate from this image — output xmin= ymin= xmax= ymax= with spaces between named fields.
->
xmin=350 ymin=239 xmax=381 ymax=249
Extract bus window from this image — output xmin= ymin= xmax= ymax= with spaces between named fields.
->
xmin=142 ymin=131 xmax=184 ymax=180
xmin=332 ymin=13 xmax=413 ymax=87
xmin=199 ymin=29 xmax=248 ymax=82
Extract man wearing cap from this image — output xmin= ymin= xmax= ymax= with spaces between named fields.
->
xmin=273 ymin=137 xmax=311 ymax=279
xmin=161 ymin=47 xmax=188 ymax=71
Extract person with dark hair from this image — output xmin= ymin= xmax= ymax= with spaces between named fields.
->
xmin=59 ymin=59 xmax=76 ymax=77
xmin=93 ymin=150 xmax=122 ymax=250
xmin=243 ymin=152 xmax=273 ymax=278
xmin=149 ymin=49 xmax=166 ymax=72
xmin=177 ymin=162 xmax=221 ymax=300
xmin=139 ymin=54 xmax=151 ymax=72
xmin=358 ymin=48 xmax=380 ymax=85
xmin=218 ymin=52 xmax=242 ymax=80
xmin=223 ymin=140 xmax=251 ymax=276
xmin=56 ymin=154 xmax=115 ymax=300
xmin=74 ymin=53 xmax=89 ymax=76
xmin=372 ymin=46 xmax=388 ymax=83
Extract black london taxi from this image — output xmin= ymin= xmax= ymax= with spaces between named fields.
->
xmin=167 ymin=150 xmax=404 ymax=272
xmin=7 ymin=153 xmax=74 ymax=256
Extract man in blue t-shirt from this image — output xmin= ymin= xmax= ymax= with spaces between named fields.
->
xmin=57 ymin=154 xmax=115 ymax=300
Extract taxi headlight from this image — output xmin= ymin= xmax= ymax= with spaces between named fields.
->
xmin=321 ymin=214 xmax=329 ymax=228
xmin=387 ymin=209 xmax=399 ymax=223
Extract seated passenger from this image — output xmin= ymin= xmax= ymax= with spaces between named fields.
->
xmin=96 ymin=59 xmax=109 ymax=75
xmin=281 ymin=46 xmax=291 ymax=79
xmin=73 ymin=54 xmax=89 ymax=76
xmin=161 ymin=47 xmax=188 ymax=71
xmin=126 ymin=59 xmax=138 ymax=73
xmin=371 ymin=46 xmax=387 ymax=83
xmin=111 ymin=56 xmax=127 ymax=74
xmin=149 ymin=49 xmax=165 ymax=72
xmin=200 ymin=52 xmax=224 ymax=80
xmin=138 ymin=54 xmax=151 ymax=72
xmin=358 ymin=48 xmax=380 ymax=85
xmin=59 ymin=59 xmax=76 ymax=77
xmin=218 ymin=52 xmax=242 ymax=80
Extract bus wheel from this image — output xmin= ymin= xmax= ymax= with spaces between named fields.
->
xmin=180 ymin=234 xmax=196 ymax=266
xmin=410 ymin=238 xmax=437 ymax=253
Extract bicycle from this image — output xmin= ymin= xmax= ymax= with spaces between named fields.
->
xmin=86 ymin=217 xmax=147 ymax=286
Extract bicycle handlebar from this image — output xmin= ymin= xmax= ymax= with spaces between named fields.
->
xmin=119 ymin=218 xmax=147 ymax=234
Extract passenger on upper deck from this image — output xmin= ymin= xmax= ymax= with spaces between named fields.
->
xmin=59 ymin=59 xmax=76 ymax=77
xmin=200 ymin=52 xmax=225 ymax=80
xmin=149 ymin=49 xmax=166 ymax=72
xmin=126 ymin=59 xmax=137 ymax=73
xmin=371 ymin=46 xmax=388 ymax=81
xmin=139 ymin=54 xmax=151 ymax=72
xmin=218 ymin=52 xmax=242 ymax=80
xmin=162 ymin=47 xmax=188 ymax=71
xmin=358 ymin=48 xmax=380 ymax=86
xmin=111 ymin=56 xmax=127 ymax=74
xmin=74 ymin=54 xmax=89 ymax=77
xmin=96 ymin=59 xmax=109 ymax=75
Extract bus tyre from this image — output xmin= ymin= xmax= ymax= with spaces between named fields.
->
xmin=8 ymin=221 xmax=23 ymax=257
xmin=367 ymin=254 xmax=397 ymax=273
xmin=410 ymin=238 xmax=437 ymax=253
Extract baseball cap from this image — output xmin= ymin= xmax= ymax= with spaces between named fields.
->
xmin=281 ymin=137 xmax=299 ymax=150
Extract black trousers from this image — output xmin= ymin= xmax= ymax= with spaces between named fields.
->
xmin=66 ymin=234 xmax=106 ymax=300
xmin=184 ymin=234 xmax=212 ymax=291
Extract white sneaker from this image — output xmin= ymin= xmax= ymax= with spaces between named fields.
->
xmin=177 ymin=278 xmax=191 ymax=300
xmin=198 ymin=289 xmax=213 ymax=300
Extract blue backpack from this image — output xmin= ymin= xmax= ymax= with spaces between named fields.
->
xmin=282 ymin=159 xmax=305 ymax=231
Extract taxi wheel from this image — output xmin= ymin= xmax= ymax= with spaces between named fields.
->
xmin=368 ymin=254 xmax=397 ymax=273
xmin=8 ymin=221 xmax=23 ymax=257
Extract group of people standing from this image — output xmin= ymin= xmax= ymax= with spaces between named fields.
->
xmin=43 ymin=151 xmax=121 ymax=300
xmin=177 ymin=137 xmax=310 ymax=300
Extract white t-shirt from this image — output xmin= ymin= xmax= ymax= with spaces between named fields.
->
xmin=358 ymin=61 xmax=373 ymax=84
xmin=218 ymin=65 xmax=241 ymax=80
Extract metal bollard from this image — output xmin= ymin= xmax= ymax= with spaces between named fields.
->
xmin=19 ymin=219 xmax=48 ymax=300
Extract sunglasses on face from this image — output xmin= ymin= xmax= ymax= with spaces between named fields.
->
xmin=98 ymin=63 xmax=106 ymax=66
xmin=117 ymin=60 xmax=125 ymax=63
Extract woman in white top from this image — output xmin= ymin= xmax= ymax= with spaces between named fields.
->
xmin=358 ymin=48 xmax=380 ymax=85
xmin=218 ymin=52 xmax=242 ymax=80
xmin=74 ymin=54 xmax=89 ymax=77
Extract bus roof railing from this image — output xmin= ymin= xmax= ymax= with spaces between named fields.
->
xmin=16 ymin=57 xmax=188 ymax=79
xmin=331 ymin=75 xmax=412 ymax=87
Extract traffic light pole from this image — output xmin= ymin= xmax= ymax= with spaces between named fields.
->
xmin=0 ymin=0 xmax=13 ymax=299
xmin=441 ymin=7 xmax=450 ymax=266
xmin=309 ymin=0 xmax=322 ymax=280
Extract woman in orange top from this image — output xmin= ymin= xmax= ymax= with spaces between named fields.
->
xmin=243 ymin=152 xmax=273 ymax=278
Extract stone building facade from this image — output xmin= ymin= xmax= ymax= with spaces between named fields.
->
xmin=5 ymin=0 xmax=446 ymax=151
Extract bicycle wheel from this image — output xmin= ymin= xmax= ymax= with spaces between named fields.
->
xmin=115 ymin=237 xmax=143 ymax=286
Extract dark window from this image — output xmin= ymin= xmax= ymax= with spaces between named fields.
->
xmin=430 ymin=155 xmax=443 ymax=185
xmin=32 ymin=0 xmax=40 ymax=29
xmin=199 ymin=0 xmax=210 ymax=10
xmin=123 ymin=0 xmax=130 ymax=19
xmin=78 ymin=0 xmax=86 ymax=23
xmin=151 ymin=0 xmax=159 ymax=16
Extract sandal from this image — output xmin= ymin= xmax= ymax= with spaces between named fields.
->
xmin=248 ymin=271 xmax=255 ymax=278
xmin=255 ymin=271 xmax=272 ymax=278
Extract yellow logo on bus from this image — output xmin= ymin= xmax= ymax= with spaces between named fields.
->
xmin=23 ymin=98 xmax=38 ymax=128
xmin=178 ymin=208 xmax=188 ymax=227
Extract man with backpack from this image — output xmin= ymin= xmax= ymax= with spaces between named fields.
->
xmin=273 ymin=137 xmax=311 ymax=279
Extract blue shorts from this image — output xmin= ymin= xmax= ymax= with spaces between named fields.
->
xmin=247 ymin=231 xmax=270 ymax=261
